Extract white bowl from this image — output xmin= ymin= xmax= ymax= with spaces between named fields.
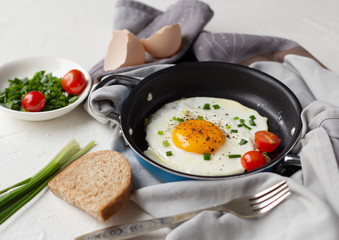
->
xmin=0 ymin=56 xmax=92 ymax=121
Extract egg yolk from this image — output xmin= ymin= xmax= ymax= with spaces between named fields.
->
xmin=172 ymin=119 xmax=226 ymax=154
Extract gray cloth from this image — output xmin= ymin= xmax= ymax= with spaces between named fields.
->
xmin=86 ymin=0 xmax=339 ymax=239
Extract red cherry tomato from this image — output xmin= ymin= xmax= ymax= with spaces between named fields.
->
xmin=254 ymin=130 xmax=280 ymax=153
xmin=61 ymin=69 xmax=87 ymax=95
xmin=241 ymin=151 xmax=267 ymax=171
xmin=22 ymin=91 xmax=46 ymax=112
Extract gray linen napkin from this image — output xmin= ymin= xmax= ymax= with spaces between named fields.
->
xmin=86 ymin=0 xmax=339 ymax=239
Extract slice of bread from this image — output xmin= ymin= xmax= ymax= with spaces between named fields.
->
xmin=48 ymin=150 xmax=132 ymax=222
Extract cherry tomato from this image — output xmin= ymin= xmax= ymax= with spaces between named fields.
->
xmin=254 ymin=130 xmax=280 ymax=153
xmin=22 ymin=91 xmax=46 ymax=112
xmin=61 ymin=69 xmax=87 ymax=95
xmin=241 ymin=151 xmax=267 ymax=171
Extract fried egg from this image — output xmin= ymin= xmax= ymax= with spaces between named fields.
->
xmin=144 ymin=97 xmax=268 ymax=176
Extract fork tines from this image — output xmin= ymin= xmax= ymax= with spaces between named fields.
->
xmin=250 ymin=180 xmax=291 ymax=214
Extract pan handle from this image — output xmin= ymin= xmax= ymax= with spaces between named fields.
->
xmin=90 ymin=74 xmax=141 ymax=124
xmin=274 ymin=154 xmax=301 ymax=176
xmin=93 ymin=74 xmax=141 ymax=92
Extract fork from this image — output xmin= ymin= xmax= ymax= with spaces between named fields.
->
xmin=75 ymin=180 xmax=290 ymax=240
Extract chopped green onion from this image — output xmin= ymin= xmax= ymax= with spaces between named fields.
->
xmin=68 ymin=96 xmax=78 ymax=104
xmin=249 ymin=119 xmax=256 ymax=126
xmin=231 ymin=129 xmax=238 ymax=133
xmin=212 ymin=104 xmax=220 ymax=109
xmin=203 ymin=103 xmax=210 ymax=110
xmin=242 ymin=123 xmax=252 ymax=130
xmin=162 ymin=140 xmax=170 ymax=147
xmin=228 ymin=154 xmax=242 ymax=158
xmin=197 ymin=116 xmax=204 ymax=120
xmin=233 ymin=116 xmax=239 ymax=120
xmin=237 ymin=124 xmax=243 ymax=127
xmin=166 ymin=151 xmax=173 ymax=156
xmin=203 ymin=153 xmax=211 ymax=160
xmin=173 ymin=116 xmax=184 ymax=122
xmin=249 ymin=115 xmax=256 ymax=120
xmin=157 ymin=131 xmax=164 ymax=135
xmin=239 ymin=139 xmax=248 ymax=145
xmin=226 ymin=125 xmax=231 ymax=129
xmin=239 ymin=119 xmax=245 ymax=123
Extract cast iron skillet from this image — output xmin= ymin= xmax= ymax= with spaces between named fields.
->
xmin=92 ymin=62 xmax=302 ymax=181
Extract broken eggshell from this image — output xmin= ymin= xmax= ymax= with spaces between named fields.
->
xmin=140 ymin=24 xmax=182 ymax=59
xmin=104 ymin=29 xmax=146 ymax=71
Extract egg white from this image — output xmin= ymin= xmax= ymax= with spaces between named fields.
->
xmin=144 ymin=97 xmax=268 ymax=176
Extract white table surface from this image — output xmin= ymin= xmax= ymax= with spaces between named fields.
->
xmin=0 ymin=0 xmax=338 ymax=239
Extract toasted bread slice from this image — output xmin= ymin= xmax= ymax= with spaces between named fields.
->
xmin=48 ymin=150 xmax=132 ymax=222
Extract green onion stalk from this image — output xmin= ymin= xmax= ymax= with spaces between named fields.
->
xmin=0 ymin=139 xmax=96 ymax=224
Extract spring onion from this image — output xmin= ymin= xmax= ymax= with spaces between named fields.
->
xmin=231 ymin=129 xmax=238 ymax=133
xmin=212 ymin=104 xmax=220 ymax=109
xmin=0 ymin=139 xmax=96 ymax=225
xmin=197 ymin=116 xmax=204 ymax=120
xmin=239 ymin=139 xmax=248 ymax=145
xmin=203 ymin=103 xmax=210 ymax=110
xmin=162 ymin=140 xmax=170 ymax=147
xmin=228 ymin=154 xmax=241 ymax=158
xmin=157 ymin=131 xmax=164 ymax=135
xmin=173 ymin=116 xmax=184 ymax=122
xmin=166 ymin=151 xmax=173 ymax=156
xmin=203 ymin=153 xmax=211 ymax=160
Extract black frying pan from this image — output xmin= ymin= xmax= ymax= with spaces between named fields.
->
xmin=93 ymin=62 xmax=302 ymax=181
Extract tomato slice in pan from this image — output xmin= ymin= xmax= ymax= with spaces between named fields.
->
xmin=255 ymin=130 xmax=280 ymax=153
xmin=241 ymin=151 xmax=267 ymax=171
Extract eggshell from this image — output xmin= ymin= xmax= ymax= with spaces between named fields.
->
xmin=140 ymin=24 xmax=182 ymax=59
xmin=104 ymin=29 xmax=145 ymax=71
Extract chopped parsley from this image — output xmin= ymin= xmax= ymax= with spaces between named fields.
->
xmin=203 ymin=103 xmax=211 ymax=110
xmin=162 ymin=140 xmax=170 ymax=147
xmin=203 ymin=153 xmax=211 ymax=160
xmin=212 ymin=104 xmax=220 ymax=109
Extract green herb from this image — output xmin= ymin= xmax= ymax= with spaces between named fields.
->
xmin=162 ymin=140 xmax=170 ymax=147
xmin=157 ymin=131 xmax=164 ymax=135
xmin=237 ymin=124 xmax=243 ymax=127
xmin=203 ymin=153 xmax=211 ymax=160
xmin=0 ymin=71 xmax=78 ymax=111
xmin=212 ymin=104 xmax=220 ymax=109
xmin=242 ymin=123 xmax=252 ymax=130
xmin=203 ymin=103 xmax=210 ymax=110
xmin=226 ymin=125 xmax=231 ymax=129
xmin=173 ymin=116 xmax=184 ymax=122
xmin=166 ymin=151 xmax=173 ymax=156
xmin=233 ymin=116 xmax=239 ymax=120
xmin=231 ymin=129 xmax=238 ymax=133
xmin=197 ymin=116 xmax=204 ymax=120
xmin=239 ymin=139 xmax=248 ymax=145
xmin=228 ymin=154 xmax=241 ymax=158
xmin=249 ymin=119 xmax=256 ymax=126
xmin=0 ymin=139 xmax=96 ymax=224
xmin=249 ymin=115 xmax=256 ymax=120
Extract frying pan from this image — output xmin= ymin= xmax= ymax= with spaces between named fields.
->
xmin=92 ymin=62 xmax=302 ymax=182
